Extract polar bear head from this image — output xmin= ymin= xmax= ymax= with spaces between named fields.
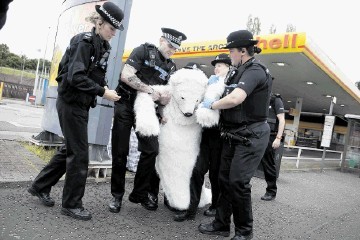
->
xmin=167 ymin=68 xmax=208 ymax=125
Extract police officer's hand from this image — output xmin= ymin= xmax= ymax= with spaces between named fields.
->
xmin=151 ymin=90 xmax=161 ymax=102
xmin=103 ymin=89 xmax=121 ymax=102
xmin=159 ymin=91 xmax=171 ymax=105
xmin=208 ymin=75 xmax=220 ymax=85
xmin=272 ymin=138 xmax=281 ymax=149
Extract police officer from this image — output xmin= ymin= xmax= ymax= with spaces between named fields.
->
xmin=28 ymin=2 xmax=124 ymax=221
xmin=109 ymin=28 xmax=187 ymax=213
xmin=174 ymin=54 xmax=231 ymax=222
xmin=198 ymin=30 xmax=273 ymax=240
xmin=259 ymin=92 xmax=285 ymax=201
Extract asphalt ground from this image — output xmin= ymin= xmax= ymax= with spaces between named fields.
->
xmin=1 ymin=168 xmax=360 ymax=240
xmin=1 ymin=98 xmax=360 ymax=239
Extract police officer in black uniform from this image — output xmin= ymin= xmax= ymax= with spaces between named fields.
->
xmin=27 ymin=2 xmax=124 ymax=221
xmin=109 ymin=28 xmax=187 ymax=213
xmin=198 ymin=30 xmax=273 ymax=240
xmin=174 ymin=54 xmax=231 ymax=222
xmin=259 ymin=92 xmax=285 ymax=201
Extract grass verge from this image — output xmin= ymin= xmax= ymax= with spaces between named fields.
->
xmin=22 ymin=142 xmax=57 ymax=164
xmin=0 ymin=67 xmax=36 ymax=79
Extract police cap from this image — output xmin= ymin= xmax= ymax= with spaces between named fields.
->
xmin=222 ymin=30 xmax=258 ymax=49
xmin=211 ymin=53 xmax=231 ymax=66
xmin=161 ymin=27 xmax=187 ymax=49
xmin=95 ymin=2 xmax=124 ymax=30
xmin=183 ymin=62 xmax=203 ymax=71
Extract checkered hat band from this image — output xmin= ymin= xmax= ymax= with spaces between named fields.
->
xmin=100 ymin=6 xmax=122 ymax=28
xmin=163 ymin=33 xmax=181 ymax=44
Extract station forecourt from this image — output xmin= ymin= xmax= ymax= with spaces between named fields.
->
xmin=122 ymin=32 xmax=360 ymax=172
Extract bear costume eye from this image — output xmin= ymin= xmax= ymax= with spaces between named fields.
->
xmin=181 ymin=97 xmax=185 ymax=100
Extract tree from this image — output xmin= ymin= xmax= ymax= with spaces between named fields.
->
xmin=0 ymin=44 xmax=11 ymax=66
xmin=6 ymin=53 xmax=22 ymax=69
xmin=39 ymin=59 xmax=51 ymax=74
xmin=269 ymin=24 xmax=277 ymax=34
xmin=356 ymin=81 xmax=360 ymax=91
xmin=286 ymin=24 xmax=296 ymax=32
xmin=246 ymin=15 xmax=261 ymax=35
xmin=0 ymin=43 xmax=51 ymax=73
xmin=26 ymin=59 xmax=38 ymax=71
xmin=246 ymin=15 xmax=253 ymax=33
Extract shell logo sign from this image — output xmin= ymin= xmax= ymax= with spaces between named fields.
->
xmin=256 ymin=32 xmax=306 ymax=54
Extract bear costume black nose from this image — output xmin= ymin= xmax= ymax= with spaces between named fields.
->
xmin=184 ymin=113 xmax=193 ymax=117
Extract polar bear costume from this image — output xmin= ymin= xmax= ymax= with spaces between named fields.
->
xmin=134 ymin=68 xmax=218 ymax=210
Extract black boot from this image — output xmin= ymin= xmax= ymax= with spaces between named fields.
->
xmin=198 ymin=221 xmax=230 ymax=237
xmin=129 ymin=193 xmax=158 ymax=211
xmin=204 ymin=206 xmax=216 ymax=217
xmin=261 ymin=192 xmax=276 ymax=201
xmin=174 ymin=209 xmax=196 ymax=222
xmin=231 ymin=232 xmax=253 ymax=240
xmin=28 ymin=187 xmax=55 ymax=207
xmin=61 ymin=207 xmax=92 ymax=221
xmin=108 ymin=197 xmax=122 ymax=213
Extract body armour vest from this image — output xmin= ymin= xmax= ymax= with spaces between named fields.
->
xmin=221 ymin=58 xmax=273 ymax=127
xmin=121 ymin=43 xmax=176 ymax=95
xmin=268 ymin=94 xmax=282 ymax=132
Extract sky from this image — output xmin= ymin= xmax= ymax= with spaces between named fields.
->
xmin=0 ymin=0 xmax=359 ymax=84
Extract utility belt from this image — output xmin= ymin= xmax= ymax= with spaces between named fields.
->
xmin=220 ymin=121 xmax=266 ymax=147
xmin=116 ymin=84 xmax=135 ymax=101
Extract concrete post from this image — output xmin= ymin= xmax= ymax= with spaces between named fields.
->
xmin=292 ymin=97 xmax=303 ymax=138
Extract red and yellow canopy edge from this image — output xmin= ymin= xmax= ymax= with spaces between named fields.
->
xmin=122 ymin=32 xmax=306 ymax=61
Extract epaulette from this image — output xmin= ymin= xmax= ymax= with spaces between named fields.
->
xmin=272 ymin=93 xmax=282 ymax=99
xmin=82 ymin=32 xmax=94 ymax=43
xmin=144 ymin=42 xmax=156 ymax=48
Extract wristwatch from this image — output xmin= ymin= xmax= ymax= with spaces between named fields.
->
xmin=148 ymin=87 xmax=154 ymax=95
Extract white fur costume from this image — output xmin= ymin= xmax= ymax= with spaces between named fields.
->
xmin=134 ymin=68 xmax=215 ymax=210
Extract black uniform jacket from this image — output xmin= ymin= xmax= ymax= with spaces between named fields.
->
xmin=268 ymin=95 xmax=285 ymax=132
xmin=119 ymin=43 xmax=176 ymax=95
xmin=56 ymin=28 xmax=110 ymax=107
xmin=221 ymin=58 xmax=273 ymax=126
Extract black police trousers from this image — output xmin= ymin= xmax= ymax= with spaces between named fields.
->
xmin=260 ymin=134 xmax=278 ymax=196
xmin=111 ymin=98 xmax=159 ymax=201
xmin=188 ymin=127 xmax=221 ymax=211
xmin=214 ymin=122 xmax=270 ymax=236
xmin=31 ymin=97 xmax=90 ymax=209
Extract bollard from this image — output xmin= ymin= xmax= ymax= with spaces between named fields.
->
xmin=0 ymin=82 xmax=3 ymax=101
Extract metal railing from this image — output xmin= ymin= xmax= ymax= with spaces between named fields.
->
xmin=282 ymin=145 xmax=343 ymax=169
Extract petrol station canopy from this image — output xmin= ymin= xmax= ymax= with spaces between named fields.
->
xmin=122 ymin=32 xmax=360 ymax=117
